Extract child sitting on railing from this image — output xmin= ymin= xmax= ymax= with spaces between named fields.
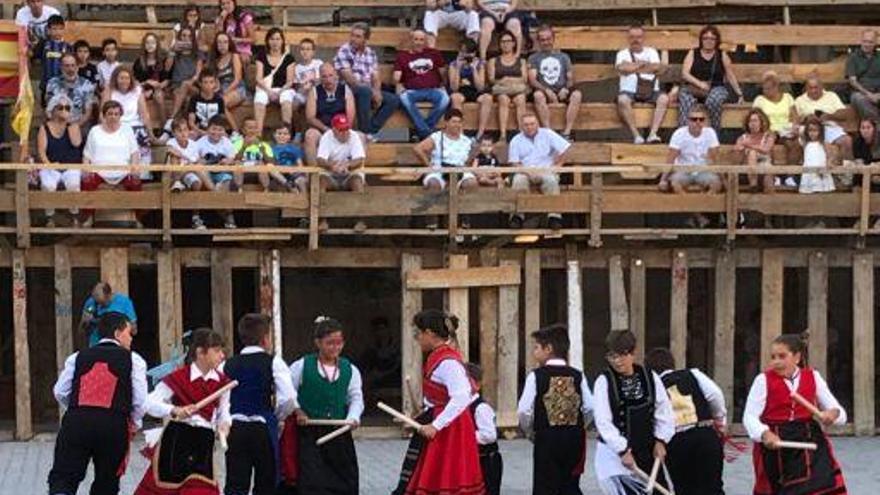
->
xmin=798 ymin=116 xmax=836 ymax=195
xmin=194 ymin=115 xmax=236 ymax=228
xmin=471 ymin=135 xmax=504 ymax=188
xmin=167 ymin=117 xmax=213 ymax=230
xmin=271 ymin=125 xmax=308 ymax=193
xmin=233 ymin=117 xmax=285 ymax=193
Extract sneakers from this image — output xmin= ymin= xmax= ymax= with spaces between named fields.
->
xmin=353 ymin=221 xmax=367 ymax=233
xmin=45 ymin=217 xmax=55 ymax=228
xmin=509 ymin=214 xmax=524 ymax=229
xmin=192 ymin=214 xmax=206 ymax=230
xmin=784 ymin=177 xmax=798 ymax=188
xmin=633 ymin=135 xmax=646 ymax=145
xmin=547 ymin=215 xmax=563 ymax=230
xmin=171 ymin=180 xmax=186 ymax=193
xmin=646 ymin=133 xmax=662 ymax=144
xmin=223 ymin=214 xmax=237 ymax=229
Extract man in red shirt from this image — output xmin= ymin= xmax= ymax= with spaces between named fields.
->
xmin=394 ymin=28 xmax=450 ymax=140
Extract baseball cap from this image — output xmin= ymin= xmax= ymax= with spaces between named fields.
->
xmin=331 ymin=114 xmax=351 ymax=131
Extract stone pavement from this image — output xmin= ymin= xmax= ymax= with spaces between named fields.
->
xmin=1 ymin=436 xmax=878 ymax=494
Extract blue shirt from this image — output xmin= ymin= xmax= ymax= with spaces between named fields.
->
xmin=83 ymin=293 xmax=138 ymax=347
xmin=41 ymin=39 xmax=71 ymax=85
xmin=272 ymin=143 xmax=304 ymax=167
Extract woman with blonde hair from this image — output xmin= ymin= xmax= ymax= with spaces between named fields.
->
xmin=753 ymin=70 xmax=800 ymax=178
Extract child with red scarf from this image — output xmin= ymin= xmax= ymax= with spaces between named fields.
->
xmin=744 ymin=333 xmax=848 ymax=495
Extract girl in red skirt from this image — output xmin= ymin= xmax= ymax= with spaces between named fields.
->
xmin=395 ymin=309 xmax=486 ymax=495
xmin=135 ymin=328 xmax=231 ymax=495
xmin=744 ymin=333 xmax=848 ymax=495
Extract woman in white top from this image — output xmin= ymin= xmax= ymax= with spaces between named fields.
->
xmin=103 ymin=65 xmax=154 ymax=171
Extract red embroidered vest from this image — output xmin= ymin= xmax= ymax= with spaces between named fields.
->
xmin=761 ymin=367 xmax=817 ymax=425
xmin=422 ymin=345 xmax=474 ymax=408
xmin=164 ymin=365 xmax=231 ymax=423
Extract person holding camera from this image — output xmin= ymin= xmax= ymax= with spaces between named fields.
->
xmin=449 ymin=38 xmax=493 ymax=141
xmin=794 ymin=75 xmax=854 ymax=163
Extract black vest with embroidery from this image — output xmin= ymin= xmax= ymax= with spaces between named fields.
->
xmin=469 ymin=395 xmax=500 ymax=455
xmin=660 ymin=369 xmax=712 ymax=427
xmin=533 ymin=365 xmax=585 ymax=432
xmin=69 ymin=341 xmax=133 ymax=416
xmin=602 ymin=364 xmax=655 ymax=454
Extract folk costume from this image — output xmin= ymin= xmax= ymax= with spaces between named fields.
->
xmin=744 ymin=367 xmax=848 ymax=495
xmin=134 ymin=364 xmax=232 ymax=495
xmin=287 ymin=353 xmax=364 ymax=494
xmin=394 ymin=344 xmax=485 ymax=495
xmin=48 ymin=338 xmax=148 ymax=495
xmin=219 ymin=346 xmax=299 ymax=495
xmin=658 ymin=368 xmax=727 ymax=495
xmin=517 ymin=358 xmax=594 ymax=495
xmin=593 ymin=364 xmax=675 ymax=495
xmin=469 ymin=394 xmax=503 ymax=495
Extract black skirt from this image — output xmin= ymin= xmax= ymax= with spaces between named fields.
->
xmin=297 ymin=425 xmax=359 ymax=495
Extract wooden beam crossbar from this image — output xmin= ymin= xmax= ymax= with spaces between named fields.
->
xmin=405 ymin=265 xmax=521 ymax=290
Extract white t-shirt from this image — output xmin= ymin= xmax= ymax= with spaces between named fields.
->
xmin=167 ymin=137 xmax=200 ymax=164
xmin=317 ymin=130 xmax=366 ymax=164
xmin=669 ymin=126 xmax=719 ymax=166
xmin=111 ymin=87 xmax=143 ymax=127
xmin=195 ymin=135 xmax=235 ymax=164
xmin=294 ymin=59 xmax=323 ymax=93
xmin=615 ymin=46 xmax=661 ymax=93
xmin=83 ymin=125 xmax=139 ymax=184
xmin=97 ymin=60 xmax=120 ymax=88
xmin=15 ymin=4 xmax=61 ymax=45
xmin=430 ymin=131 xmax=473 ymax=168
xmin=508 ymin=128 xmax=571 ymax=168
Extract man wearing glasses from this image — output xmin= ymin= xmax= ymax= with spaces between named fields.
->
xmin=659 ymin=105 xmax=721 ymax=195
xmin=615 ymin=24 xmax=669 ymax=144
xmin=45 ymin=53 xmax=96 ymax=128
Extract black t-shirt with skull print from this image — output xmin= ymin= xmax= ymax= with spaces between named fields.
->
xmin=528 ymin=51 xmax=572 ymax=92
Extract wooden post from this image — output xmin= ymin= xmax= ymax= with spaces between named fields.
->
xmin=523 ymin=249 xmax=541 ymax=373
xmin=401 ymin=253 xmax=423 ymax=415
xmin=566 ymin=245 xmax=584 ymax=370
xmin=852 ymin=252 xmax=875 ymax=436
xmin=760 ymin=250 xmax=784 ymax=366
xmin=260 ymin=250 xmax=283 ymax=357
xmin=479 ymin=249 xmax=499 ymax=405
xmin=145 ymin=6 xmax=157 ymax=23
xmin=608 ymin=255 xmax=628 ymax=331
xmin=448 ymin=254 xmax=469 ymax=360
xmin=308 ymin=172 xmax=320 ymax=251
xmin=859 ymin=171 xmax=871 ymax=237
xmin=448 ymin=172 xmax=460 ymax=241
xmin=100 ymin=247 xmax=129 ymax=296
xmin=808 ymin=251 xmax=829 ymax=380
xmin=670 ymin=251 xmax=688 ymax=367
xmin=157 ymin=249 xmax=183 ymax=363
xmin=15 ymin=170 xmax=30 ymax=248
xmin=497 ymin=259 xmax=520 ymax=428
xmin=713 ymin=251 xmax=736 ymax=410
xmin=54 ymin=245 xmax=73 ymax=405
xmin=161 ymin=170 xmax=172 ymax=245
xmin=211 ymin=250 xmax=235 ymax=354
xmin=629 ymin=258 xmax=646 ymax=361
xmin=726 ymin=174 xmax=739 ymax=241
xmin=589 ymin=173 xmax=603 ymax=248
xmin=13 ymin=249 xmax=32 ymax=439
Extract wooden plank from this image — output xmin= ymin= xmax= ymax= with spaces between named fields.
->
xmin=670 ymin=251 xmax=689 ymax=367
xmin=401 ymin=253 xmax=423 ymax=416
xmin=808 ymin=251 xmax=829 ymax=380
xmin=852 ymin=252 xmax=875 ymax=436
xmin=608 ymin=255 xmax=628 ymax=331
xmin=157 ymin=249 xmax=182 ymax=362
xmin=211 ymin=250 xmax=235 ymax=354
xmin=566 ymin=245 xmax=584 ymax=370
xmin=161 ymin=170 xmax=172 ymax=244
xmin=479 ymin=249 xmax=499 ymax=406
xmin=406 ymin=265 xmax=521 ymax=290
xmin=12 ymin=249 xmax=32 ymax=439
xmin=309 ymin=173 xmax=320 ymax=251
xmin=263 ymin=250 xmax=283 ymax=356
xmin=15 ymin=170 xmax=29 ymax=248
xmin=497 ymin=259 xmax=520 ymax=428
xmin=760 ymin=250 xmax=784 ymax=366
xmin=589 ymin=173 xmax=603 ymax=247
xmin=54 ymin=244 xmax=73 ymax=412
xmin=524 ymin=249 xmax=541 ymax=373
xmin=713 ymin=251 xmax=736 ymax=411
xmin=859 ymin=170 xmax=871 ymax=236
xmin=629 ymin=258 xmax=647 ymax=361
xmin=447 ymin=255 xmax=470 ymax=361
xmin=100 ymin=247 xmax=129 ymax=296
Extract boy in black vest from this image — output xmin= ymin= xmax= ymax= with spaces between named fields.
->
xmin=517 ymin=324 xmax=594 ymax=495
xmin=465 ymin=362 xmax=503 ymax=495
xmin=48 ymin=311 xmax=148 ymax=495
xmin=646 ymin=347 xmax=727 ymax=495
xmin=219 ymin=313 xmax=298 ymax=495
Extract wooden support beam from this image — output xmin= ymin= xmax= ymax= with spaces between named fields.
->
xmin=13 ymin=249 xmax=32 ymax=439
xmin=524 ymin=249 xmax=541 ymax=373
xmin=54 ymin=245 xmax=73 ymax=419
xmin=308 ymin=172 xmax=320 ymax=251
xmin=15 ymin=170 xmax=30 ymax=248
xmin=629 ymin=257 xmax=646 ymax=361
xmin=497 ymin=259 xmax=520 ymax=428
xmin=401 ymin=253 xmax=423 ymax=416
xmin=808 ymin=251 xmax=829 ymax=380
xmin=726 ymin=174 xmax=738 ymax=241
xmin=448 ymin=172 xmax=460 ymax=242
xmin=157 ymin=249 xmax=183 ymax=362
xmin=713 ymin=251 xmax=736 ymax=411
xmin=608 ymin=255 xmax=629 ymax=331
xmin=260 ymin=250 xmax=283 ymax=356
xmin=100 ymin=247 xmax=129 ymax=296
xmin=760 ymin=250 xmax=784 ymax=366
xmin=566 ymin=245 xmax=584 ymax=370
xmin=852 ymin=252 xmax=875 ymax=436
xmin=589 ymin=172 xmax=603 ymax=248
xmin=448 ymin=254 xmax=469 ymax=361
xmin=211 ymin=250 xmax=235 ymax=354
xmin=859 ymin=171 xmax=871 ymax=237
xmin=406 ymin=265 xmax=521 ymax=290
xmin=479 ymin=249 xmax=499 ymax=406
xmin=161 ymin=170 xmax=172 ymax=245
xmin=670 ymin=251 xmax=688 ymax=367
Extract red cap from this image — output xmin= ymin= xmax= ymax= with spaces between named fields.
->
xmin=331 ymin=114 xmax=351 ymax=131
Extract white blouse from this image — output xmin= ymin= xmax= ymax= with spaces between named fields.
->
xmin=424 ymin=359 xmax=472 ymax=430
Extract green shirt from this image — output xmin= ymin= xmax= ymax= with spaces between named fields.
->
xmin=233 ymin=137 xmax=274 ymax=165
xmin=846 ymin=49 xmax=880 ymax=92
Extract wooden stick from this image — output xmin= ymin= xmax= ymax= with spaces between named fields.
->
xmin=646 ymin=457 xmax=661 ymax=493
xmin=218 ymin=431 xmax=229 ymax=452
xmin=303 ymin=418 xmax=355 ymax=426
xmin=776 ymin=440 xmax=818 ymax=451
xmin=377 ymin=401 xmax=422 ymax=429
xmin=632 ymin=466 xmax=673 ymax=495
xmin=193 ymin=380 xmax=238 ymax=412
xmin=316 ymin=424 xmax=353 ymax=446
xmin=790 ymin=391 xmax=823 ymax=419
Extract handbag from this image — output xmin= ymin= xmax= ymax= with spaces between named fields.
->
xmin=686 ymin=49 xmax=718 ymax=100
xmin=491 ymin=78 xmax=528 ymax=96
xmin=630 ymin=49 xmax=655 ymax=100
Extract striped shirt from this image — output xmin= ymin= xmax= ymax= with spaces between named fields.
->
xmin=333 ymin=42 xmax=378 ymax=86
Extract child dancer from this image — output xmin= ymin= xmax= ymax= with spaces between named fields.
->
xmin=517 ymin=324 xmax=594 ymax=495
xmin=134 ymin=328 xmax=231 ymax=495
xmin=744 ymin=333 xmax=848 ymax=495
xmin=466 ymin=362 xmax=503 ymax=495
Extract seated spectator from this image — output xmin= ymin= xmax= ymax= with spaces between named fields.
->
xmin=272 ymin=125 xmax=307 ymax=193
xmin=449 ymin=38 xmax=492 ymax=139
xmin=847 ymin=29 xmax=880 ymax=122
xmin=317 ymin=114 xmax=366 ymax=193
xmin=209 ymin=32 xmax=246 ymax=113
xmin=133 ymin=33 xmax=170 ymax=125
xmin=528 ymin=25 xmax=582 ymax=141
xmin=735 ymin=108 xmax=776 ymax=191
xmin=172 ymin=5 xmax=206 ymax=52
xmin=854 ymin=118 xmax=880 ymax=165
xmin=38 ymin=15 xmax=69 ymax=105
xmin=794 ymin=76 xmax=853 ymax=163
xmin=96 ymin=38 xmax=120 ymax=91
xmin=37 ymin=94 xmax=83 ymax=227
xmin=424 ymin=0 xmax=479 ymax=48
xmin=166 ymin=117 xmax=211 ymax=229
xmin=659 ymin=105 xmax=722 ymax=196
xmin=103 ymin=66 xmax=155 ymax=168
xmin=292 ymin=38 xmax=323 ymax=113
xmin=304 ymin=63 xmax=356 ymax=165
xmin=46 ymin=53 xmax=96 ymax=128
xmin=678 ymin=25 xmax=744 ymax=131
xmin=215 ymin=0 xmax=254 ymax=64
xmin=799 ymin=116 xmax=836 ymax=196
xmin=334 ymin=22 xmax=400 ymax=141
xmin=81 ymin=101 xmax=143 ymax=227
xmin=195 ymin=115 xmax=237 ymax=228
xmin=73 ymin=39 xmax=98 ymax=87
xmin=255 ymin=27 xmax=296 ymax=134
xmin=413 ymin=109 xmax=477 ymax=193
xmin=753 ymin=70 xmax=799 ymax=168
xmin=188 ymin=69 xmax=237 ymax=139
xmin=233 ymin=117 xmax=288 ymax=192
xmin=168 ymin=26 xmax=205 ymax=118
xmin=508 ymin=113 xmax=571 ymax=230
xmin=478 ymin=0 xmax=526 ymax=60
xmin=395 ymin=28 xmax=450 ymax=141
xmin=616 ymin=24 xmax=669 ymax=144
xmin=16 ymin=0 xmax=61 ymax=50
xmin=470 ymin=135 xmax=504 ymax=188
xmin=488 ymin=30 xmax=529 ymax=142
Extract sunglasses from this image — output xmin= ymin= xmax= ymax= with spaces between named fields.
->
xmin=55 ymin=105 xmax=71 ymax=111
xmin=689 ymin=116 xmax=706 ymax=122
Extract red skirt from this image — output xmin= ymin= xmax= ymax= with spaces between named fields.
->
xmin=133 ymin=446 xmax=219 ymax=495
xmin=752 ymin=432 xmax=847 ymax=495
xmin=405 ymin=407 xmax=486 ymax=495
